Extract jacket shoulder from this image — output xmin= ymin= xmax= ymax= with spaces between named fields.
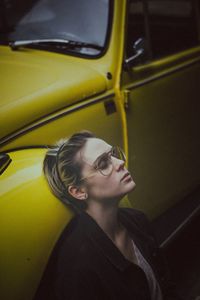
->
xmin=119 ymin=207 xmax=150 ymax=224
xmin=119 ymin=208 xmax=155 ymax=238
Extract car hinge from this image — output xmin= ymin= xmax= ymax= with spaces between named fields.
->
xmin=123 ymin=89 xmax=130 ymax=110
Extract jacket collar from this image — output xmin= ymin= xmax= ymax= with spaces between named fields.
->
xmin=77 ymin=209 xmax=146 ymax=272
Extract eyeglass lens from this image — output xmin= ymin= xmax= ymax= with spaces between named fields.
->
xmin=97 ymin=147 xmax=126 ymax=176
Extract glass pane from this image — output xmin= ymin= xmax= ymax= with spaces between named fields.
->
xmin=126 ymin=0 xmax=146 ymax=58
xmin=0 ymin=0 xmax=110 ymax=56
xmin=126 ymin=0 xmax=199 ymax=62
xmin=148 ymin=0 xmax=199 ymax=58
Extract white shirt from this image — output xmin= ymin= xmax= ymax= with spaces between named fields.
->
xmin=132 ymin=240 xmax=163 ymax=300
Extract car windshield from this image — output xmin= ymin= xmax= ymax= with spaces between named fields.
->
xmin=0 ymin=0 xmax=111 ymax=56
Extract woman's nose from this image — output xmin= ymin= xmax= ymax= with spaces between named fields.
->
xmin=112 ymin=157 xmax=125 ymax=171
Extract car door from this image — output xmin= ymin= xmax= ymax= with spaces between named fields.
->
xmin=121 ymin=0 xmax=200 ymax=219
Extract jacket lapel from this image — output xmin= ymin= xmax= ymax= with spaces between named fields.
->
xmin=79 ymin=212 xmax=131 ymax=271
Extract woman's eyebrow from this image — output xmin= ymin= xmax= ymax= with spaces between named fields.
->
xmin=93 ymin=148 xmax=112 ymax=166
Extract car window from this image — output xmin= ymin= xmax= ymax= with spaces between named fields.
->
xmin=126 ymin=0 xmax=200 ymax=62
xmin=0 ymin=0 xmax=111 ymax=56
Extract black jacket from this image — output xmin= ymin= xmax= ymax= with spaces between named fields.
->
xmin=34 ymin=208 xmax=181 ymax=300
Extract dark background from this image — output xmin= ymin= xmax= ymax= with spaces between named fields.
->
xmin=165 ymin=214 xmax=200 ymax=300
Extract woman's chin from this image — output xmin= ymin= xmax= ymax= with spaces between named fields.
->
xmin=127 ymin=179 xmax=136 ymax=192
xmin=121 ymin=179 xmax=136 ymax=196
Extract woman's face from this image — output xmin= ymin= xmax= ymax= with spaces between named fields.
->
xmin=78 ymin=138 xmax=136 ymax=204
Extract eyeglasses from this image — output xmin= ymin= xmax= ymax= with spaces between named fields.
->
xmin=80 ymin=146 xmax=126 ymax=181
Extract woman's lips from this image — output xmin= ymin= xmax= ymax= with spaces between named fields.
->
xmin=121 ymin=172 xmax=132 ymax=182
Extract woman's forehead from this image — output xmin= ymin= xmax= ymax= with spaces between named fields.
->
xmin=81 ymin=138 xmax=111 ymax=164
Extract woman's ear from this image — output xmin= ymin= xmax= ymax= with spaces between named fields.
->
xmin=68 ymin=185 xmax=88 ymax=201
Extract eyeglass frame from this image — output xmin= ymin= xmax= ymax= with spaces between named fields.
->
xmin=79 ymin=145 xmax=126 ymax=181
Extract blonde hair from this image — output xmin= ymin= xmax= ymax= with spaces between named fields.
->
xmin=43 ymin=131 xmax=95 ymax=212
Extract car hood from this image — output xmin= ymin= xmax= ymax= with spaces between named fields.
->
xmin=0 ymin=46 xmax=107 ymax=141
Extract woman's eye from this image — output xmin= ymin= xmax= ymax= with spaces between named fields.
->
xmin=98 ymin=157 xmax=110 ymax=170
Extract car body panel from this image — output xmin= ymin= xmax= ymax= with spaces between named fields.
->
xmin=0 ymin=92 xmax=126 ymax=156
xmin=0 ymin=149 xmax=73 ymax=300
xmin=122 ymin=47 xmax=200 ymax=217
xmin=0 ymin=47 xmax=107 ymax=140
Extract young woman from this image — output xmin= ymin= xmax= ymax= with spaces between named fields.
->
xmin=34 ymin=131 xmax=181 ymax=300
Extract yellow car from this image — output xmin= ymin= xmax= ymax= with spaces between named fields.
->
xmin=1 ymin=0 xmax=200 ymax=299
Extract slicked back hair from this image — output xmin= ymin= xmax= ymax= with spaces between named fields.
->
xmin=43 ymin=131 xmax=95 ymax=212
